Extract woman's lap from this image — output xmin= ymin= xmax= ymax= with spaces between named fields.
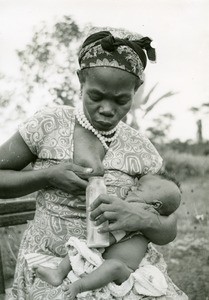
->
xmin=10 ymin=217 xmax=187 ymax=300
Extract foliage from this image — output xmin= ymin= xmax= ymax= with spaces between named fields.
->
xmin=0 ymin=15 xmax=181 ymax=145
xmin=158 ymin=140 xmax=209 ymax=156
xmin=17 ymin=15 xmax=84 ymax=107
xmin=0 ymin=75 xmax=26 ymax=141
xmin=127 ymin=81 xmax=177 ymax=131
xmin=146 ymin=113 xmax=175 ymax=144
xmin=162 ymin=149 xmax=209 ymax=180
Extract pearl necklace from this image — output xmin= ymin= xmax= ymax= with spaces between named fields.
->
xmin=75 ymin=106 xmax=120 ymax=150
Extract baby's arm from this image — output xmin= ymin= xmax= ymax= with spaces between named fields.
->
xmin=63 ymin=235 xmax=148 ymax=299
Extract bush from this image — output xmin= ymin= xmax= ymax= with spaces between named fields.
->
xmin=162 ymin=150 xmax=209 ymax=180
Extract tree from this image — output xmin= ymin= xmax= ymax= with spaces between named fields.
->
xmin=127 ymin=81 xmax=177 ymax=130
xmin=1 ymin=15 xmax=178 ymax=145
xmin=17 ymin=16 xmax=84 ymax=108
xmin=146 ymin=113 xmax=175 ymax=144
xmin=190 ymin=103 xmax=209 ymax=143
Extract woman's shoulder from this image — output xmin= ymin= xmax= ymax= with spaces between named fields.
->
xmin=35 ymin=105 xmax=75 ymax=118
xmin=120 ymin=122 xmax=161 ymax=157
xmin=105 ymin=122 xmax=163 ymax=175
xmin=120 ymin=122 xmax=153 ymax=143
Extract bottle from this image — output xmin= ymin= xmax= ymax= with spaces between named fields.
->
xmin=86 ymin=176 xmax=109 ymax=248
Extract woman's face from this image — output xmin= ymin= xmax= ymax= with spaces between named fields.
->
xmin=79 ymin=67 xmax=137 ymax=131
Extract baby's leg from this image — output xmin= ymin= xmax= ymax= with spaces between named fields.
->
xmin=34 ymin=254 xmax=71 ymax=286
xmin=62 ymin=235 xmax=148 ymax=299
xmin=62 ymin=258 xmax=132 ymax=299
xmin=103 ymin=234 xmax=148 ymax=277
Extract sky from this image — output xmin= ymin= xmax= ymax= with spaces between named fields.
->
xmin=0 ymin=0 xmax=209 ymax=142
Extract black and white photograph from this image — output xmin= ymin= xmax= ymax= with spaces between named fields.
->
xmin=0 ymin=1 xmax=208 ymax=299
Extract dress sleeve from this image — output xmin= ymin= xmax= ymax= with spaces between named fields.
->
xmin=138 ymin=132 xmax=163 ymax=175
xmin=147 ymin=146 xmax=163 ymax=174
xmin=18 ymin=107 xmax=59 ymax=156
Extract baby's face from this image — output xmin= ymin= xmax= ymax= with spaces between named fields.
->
xmin=128 ymin=174 xmax=179 ymax=207
xmin=126 ymin=174 xmax=181 ymax=216
xmin=135 ymin=174 xmax=165 ymax=205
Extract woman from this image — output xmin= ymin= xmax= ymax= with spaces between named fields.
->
xmin=0 ymin=28 xmax=187 ymax=299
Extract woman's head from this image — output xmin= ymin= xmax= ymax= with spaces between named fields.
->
xmin=77 ymin=28 xmax=156 ymax=131
xmin=77 ymin=67 xmax=136 ymax=131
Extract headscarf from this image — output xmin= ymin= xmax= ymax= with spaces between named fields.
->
xmin=78 ymin=30 xmax=156 ymax=80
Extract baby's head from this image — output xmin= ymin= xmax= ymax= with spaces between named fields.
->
xmin=127 ymin=172 xmax=181 ymax=216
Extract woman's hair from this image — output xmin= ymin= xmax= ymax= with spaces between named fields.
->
xmin=78 ymin=68 xmax=141 ymax=92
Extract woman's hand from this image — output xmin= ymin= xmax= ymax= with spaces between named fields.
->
xmin=45 ymin=161 xmax=93 ymax=195
xmin=90 ymin=194 xmax=157 ymax=232
xmin=90 ymin=194 xmax=177 ymax=245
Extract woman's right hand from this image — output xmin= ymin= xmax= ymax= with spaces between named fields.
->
xmin=45 ymin=161 xmax=93 ymax=195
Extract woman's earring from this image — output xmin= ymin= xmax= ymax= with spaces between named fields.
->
xmin=79 ymin=90 xmax=82 ymax=98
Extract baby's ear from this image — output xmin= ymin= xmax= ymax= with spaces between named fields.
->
xmin=152 ymin=200 xmax=163 ymax=209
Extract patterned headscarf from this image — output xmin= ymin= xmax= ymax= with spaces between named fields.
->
xmin=78 ymin=30 xmax=156 ymax=81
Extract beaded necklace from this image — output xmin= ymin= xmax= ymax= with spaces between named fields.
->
xmin=75 ymin=106 xmax=120 ymax=150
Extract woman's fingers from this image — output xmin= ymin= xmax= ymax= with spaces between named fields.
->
xmin=65 ymin=162 xmax=93 ymax=175
xmin=90 ymin=194 xmax=112 ymax=209
xmin=94 ymin=211 xmax=118 ymax=226
xmin=98 ymin=221 xmax=121 ymax=233
xmin=68 ymin=174 xmax=88 ymax=190
xmin=90 ymin=195 xmax=114 ymax=220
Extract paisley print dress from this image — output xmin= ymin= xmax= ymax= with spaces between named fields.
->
xmin=9 ymin=106 xmax=187 ymax=299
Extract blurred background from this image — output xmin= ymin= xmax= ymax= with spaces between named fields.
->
xmin=0 ymin=0 xmax=209 ymax=299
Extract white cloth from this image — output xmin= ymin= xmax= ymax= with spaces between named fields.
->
xmin=24 ymin=237 xmax=168 ymax=299
xmin=24 ymin=237 xmax=189 ymax=300
xmin=65 ymin=237 xmax=168 ymax=299
xmin=24 ymin=252 xmax=62 ymax=270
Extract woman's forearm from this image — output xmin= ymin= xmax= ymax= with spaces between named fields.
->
xmin=139 ymin=212 xmax=177 ymax=245
xmin=0 ymin=169 xmax=49 ymax=198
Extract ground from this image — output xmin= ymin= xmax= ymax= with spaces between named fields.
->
xmin=156 ymin=175 xmax=209 ymax=300
xmin=1 ymin=175 xmax=209 ymax=299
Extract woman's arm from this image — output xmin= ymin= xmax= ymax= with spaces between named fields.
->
xmin=136 ymin=209 xmax=177 ymax=245
xmin=0 ymin=132 xmax=92 ymax=198
xmin=90 ymin=195 xmax=177 ymax=245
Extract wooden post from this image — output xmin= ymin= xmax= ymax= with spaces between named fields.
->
xmin=0 ymin=246 xmax=5 ymax=294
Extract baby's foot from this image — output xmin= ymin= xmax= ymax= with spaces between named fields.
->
xmin=33 ymin=265 xmax=64 ymax=286
xmin=62 ymin=281 xmax=83 ymax=300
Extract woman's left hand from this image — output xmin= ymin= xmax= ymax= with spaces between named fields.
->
xmin=90 ymin=194 xmax=157 ymax=233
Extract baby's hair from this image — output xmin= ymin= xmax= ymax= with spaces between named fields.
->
xmin=157 ymin=170 xmax=182 ymax=192
xmin=156 ymin=171 xmax=182 ymax=216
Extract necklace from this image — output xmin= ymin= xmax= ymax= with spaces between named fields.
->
xmin=75 ymin=106 xmax=120 ymax=150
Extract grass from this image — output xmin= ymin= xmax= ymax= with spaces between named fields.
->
xmin=1 ymin=174 xmax=209 ymax=299
xmin=156 ymin=175 xmax=209 ymax=300
xmin=162 ymin=149 xmax=209 ymax=180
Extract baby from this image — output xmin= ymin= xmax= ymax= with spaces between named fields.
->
xmin=34 ymin=172 xmax=181 ymax=299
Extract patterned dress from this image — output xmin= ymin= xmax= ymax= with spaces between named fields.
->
xmin=9 ymin=105 xmax=187 ymax=299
